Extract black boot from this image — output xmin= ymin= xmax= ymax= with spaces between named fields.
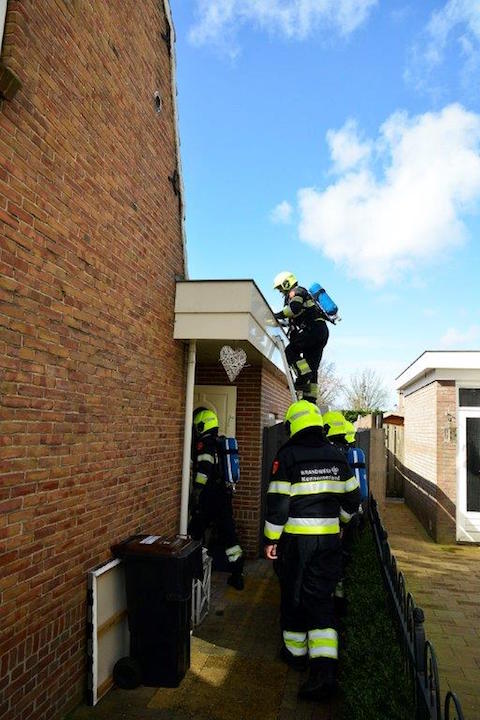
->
xmin=279 ymin=646 xmax=308 ymax=672
xmin=227 ymin=572 xmax=244 ymax=591
xmin=298 ymin=659 xmax=336 ymax=701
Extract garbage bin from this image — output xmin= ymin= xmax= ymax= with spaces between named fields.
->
xmin=111 ymin=534 xmax=203 ymax=688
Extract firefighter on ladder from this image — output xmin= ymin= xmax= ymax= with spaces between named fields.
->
xmin=273 ymin=271 xmax=329 ymax=404
xmin=264 ymin=401 xmax=360 ymax=700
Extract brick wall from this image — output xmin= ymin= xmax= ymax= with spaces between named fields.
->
xmin=435 ymin=381 xmax=457 ymax=542
xmin=260 ymin=364 xmax=291 ymax=429
xmin=195 ymin=362 xmax=290 ymax=556
xmin=403 ymin=381 xmax=457 ymax=542
xmin=403 ymin=383 xmax=438 ymax=538
xmin=0 ymin=3 xmax=186 ymax=719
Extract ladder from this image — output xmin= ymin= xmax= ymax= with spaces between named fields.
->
xmin=272 ymin=334 xmax=297 ymax=403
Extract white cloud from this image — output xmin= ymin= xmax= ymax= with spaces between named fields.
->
xmin=326 ymin=120 xmax=372 ymax=174
xmin=406 ymin=1 xmax=480 ymax=90
xmin=440 ymin=325 xmax=480 ymax=348
xmin=189 ymin=0 xmax=377 ymax=54
xmin=297 ymin=104 xmax=480 ymax=285
xmin=270 ymin=200 xmax=293 ymax=224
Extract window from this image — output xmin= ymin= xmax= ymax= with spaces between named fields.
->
xmin=459 ymin=388 xmax=480 ymax=407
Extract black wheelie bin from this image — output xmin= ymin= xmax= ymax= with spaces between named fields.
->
xmin=111 ymin=534 xmax=203 ymax=689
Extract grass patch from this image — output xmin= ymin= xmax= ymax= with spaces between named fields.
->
xmin=339 ymin=522 xmax=415 ymax=720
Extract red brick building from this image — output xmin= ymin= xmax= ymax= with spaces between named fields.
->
xmin=0 ymin=2 xmax=187 ymax=718
xmin=0 ymin=6 xmax=291 ymax=719
xmin=396 ymin=351 xmax=480 ymax=543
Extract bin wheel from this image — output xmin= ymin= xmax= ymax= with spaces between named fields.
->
xmin=113 ymin=656 xmax=142 ymax=690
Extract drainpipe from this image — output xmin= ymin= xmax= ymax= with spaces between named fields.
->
xmin=179 ymin=340 xmax=196 ymax=535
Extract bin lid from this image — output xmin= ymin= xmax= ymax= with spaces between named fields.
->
xmin=111 ymin=534 xmax=200 ymax=560
xmin=111 ymin=535 xmax=203 ymax=598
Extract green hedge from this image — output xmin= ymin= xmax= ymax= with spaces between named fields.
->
xmin=339 ymin=522 xmax=415 ymax=720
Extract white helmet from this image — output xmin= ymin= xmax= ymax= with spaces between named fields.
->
xmin=273 ymin=271 xmax=297 ymax=293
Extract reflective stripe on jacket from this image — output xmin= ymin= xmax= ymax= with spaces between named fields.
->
xmin=264 ymin=427 xmax=361 ymax=542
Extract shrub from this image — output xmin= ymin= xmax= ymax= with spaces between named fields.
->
xmin=339 ymin=523 xmax=415 ymax=720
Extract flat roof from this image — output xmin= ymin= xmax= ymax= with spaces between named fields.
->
xmin=174 ymin=279 xmax=287 ymax=372
xmin=396 ymin=350 xmax=480 ymax=391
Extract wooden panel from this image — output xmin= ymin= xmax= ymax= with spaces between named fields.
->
xmin=87 ymin=559 xmax=129 ymax=706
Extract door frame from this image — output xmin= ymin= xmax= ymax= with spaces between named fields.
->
xmin=456 ymin=382 xmax=480 ymax=541
xmin=193 ymin=384 xmax=237 ymax=437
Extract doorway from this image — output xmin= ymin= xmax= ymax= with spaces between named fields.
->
xmin=193 ymin=385 xmax=237 ymax=437
xmin=457 ymin=399 xmax=480 ymax=542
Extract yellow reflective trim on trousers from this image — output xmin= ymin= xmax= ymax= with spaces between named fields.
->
xmin=267 ymin=481 xmax=291 ymax=495
xmin=345 ymin=476 xmax=360 ymax=492
xmin=295 ymin=359 xmax=310 ymax=375
xmin=197 ymin=453 xmax=214 ymax=463
xmin=285 ymin=639 xmax=307 ymax=649
xmin=284 ymin=631 xmax=307 ymax=642
xmin=284 ymin=523 xmax=339 ymax=535
xmin=291 ymin=480 xmax=345 ymax=495
xmin=309 ymin=645 xmax=338 ymax=659
xmin=309 ymin=628 xmax=337 ymax=641
xmin=195 ymin=473 xmax=207 ymax=486
xmin=308 ymin=638 xmax=338 ymax=649
xmin=226 ymin=546 xmax=242 ymax=562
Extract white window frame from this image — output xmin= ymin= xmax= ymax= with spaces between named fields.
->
xmin=0 ymin=0 xmax=7 ymax=52
xmin=456 ymin=381 xmax=480 ymax=542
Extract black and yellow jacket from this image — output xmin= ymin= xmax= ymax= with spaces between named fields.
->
xmin=278 ymin=285 xmax=326 ymax=330
xmin=192 ymin=433 xmax=218 ymax=490
xmin=264 ymin=427 xmax=361 ymax=543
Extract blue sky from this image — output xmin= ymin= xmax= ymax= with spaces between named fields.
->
xmin=169 ymin=0 xmax=480 ymax=406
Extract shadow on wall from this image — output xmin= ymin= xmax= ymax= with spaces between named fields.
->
xmin=395 ymin=462 xmax=456 ymax=544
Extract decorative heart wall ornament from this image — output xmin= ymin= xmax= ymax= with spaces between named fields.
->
xmin=219 ymin=346 xmax=247 ymax=382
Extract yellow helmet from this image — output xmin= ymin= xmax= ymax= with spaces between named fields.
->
xmin=193 ymin=408 xmax=218 ymax=435
xmin=322 ymin=410 xmax=347 ymax=438
xmin=345 ymin=421 xmax=356 ymax=444
xmin=285 ymin=400 xmax=323 ymax=437
xmin=273 ymin=271 xmax=297 ymax=293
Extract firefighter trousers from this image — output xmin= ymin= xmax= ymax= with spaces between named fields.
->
xmin=189 ymin=484 xmax=243 ymax=574
xmin=277 ymin=534 xmax=341 ymax=666
xmin=285 ymin=323 xmax=329 ymax=398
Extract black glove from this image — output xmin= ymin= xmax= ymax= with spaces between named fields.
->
xmin=274 ymin=311 xmax=285 ymax=320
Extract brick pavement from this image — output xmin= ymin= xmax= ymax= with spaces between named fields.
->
xmin=383 ymin=499 xmax=480 ymax=718
xmin=66 ymin=560 xmax=336 ymax=720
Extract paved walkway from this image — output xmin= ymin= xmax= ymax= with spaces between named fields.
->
xmin=382 ymin=499 xmax=480 ymax=718
xmin=67 ymin=560 xmax=336 ymax=720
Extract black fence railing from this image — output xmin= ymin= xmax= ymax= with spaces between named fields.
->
xmin=369 ymin=497 xmax=466 ymax=720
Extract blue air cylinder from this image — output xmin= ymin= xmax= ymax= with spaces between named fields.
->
xmin=309 ymin=282 xmax=338 ymax=317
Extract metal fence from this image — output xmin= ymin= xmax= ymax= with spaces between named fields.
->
xmin=369 ymin=497 xmax=466 ymax=720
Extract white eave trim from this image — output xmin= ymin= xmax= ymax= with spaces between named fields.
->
xmin=174 ymin=279 xmax=288 ymax=369
xmin=396 ymin=351 xmax=480 ymax=393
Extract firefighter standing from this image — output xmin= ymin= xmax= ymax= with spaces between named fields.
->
xmin=264 ymin=401 xmax=360 ymax=700
xmin=189 ymin=408 xmax=244 ymax=591
xmin=273 ymin=272 xmax=329 ymax=404
xmin=322 ymin=410 xmax=350 ymax=456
